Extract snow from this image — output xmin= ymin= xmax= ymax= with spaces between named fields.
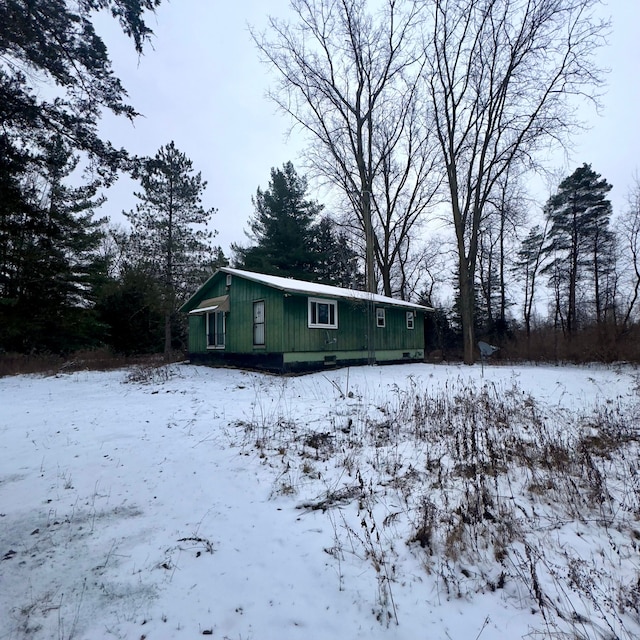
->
xmin=1 ymin=362 xmax=639 ymax=640
xmin=186 ymin=267 xmax=432 ymax=311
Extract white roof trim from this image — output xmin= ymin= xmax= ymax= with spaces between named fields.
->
xmin=220 ymin=267 xmax=433 ymax=311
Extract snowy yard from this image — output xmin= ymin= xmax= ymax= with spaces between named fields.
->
xmin=1 ymin=362 xmax=639 ymax=640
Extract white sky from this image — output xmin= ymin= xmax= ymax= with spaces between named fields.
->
xmin=96 ymin=0 xmax=640 ymax=257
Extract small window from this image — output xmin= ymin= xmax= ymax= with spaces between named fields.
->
xmin=376 ymin=307 xmax=386 ymax=328
xmin=406 ymin=311 xmax=415 ymax=329
xmin=308 ymin=297 xmax=338 ymax=329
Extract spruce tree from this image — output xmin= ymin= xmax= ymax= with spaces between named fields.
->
xmin=312 ymin=217 xmax=363 ymax=288
xmin=234 ymin=162 xmax=362 ymax=287
xmin=233 ymin=162 xmax=323 ymax=280
xmin=125 ymin=142 xmax=218 ymax=356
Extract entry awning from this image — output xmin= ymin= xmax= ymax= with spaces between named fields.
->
xmin=188 ymin=295 xmax=230 ymax=315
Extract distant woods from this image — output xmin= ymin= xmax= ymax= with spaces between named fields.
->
xmin=3 ymin=0 xmax=640 ymax=364
xmin=0 ymin=0 xmax=165 ymax=355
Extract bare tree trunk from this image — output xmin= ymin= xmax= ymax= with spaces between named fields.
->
xmin=164 ymin=175 xmax=174 ymax=358
xmin=459 ymin=261 xmax=476 ymax=364
xmin=426 ymin=0 xmax=607 ymax=362
xmin=254 ymin=0 xmax=438 ymax=299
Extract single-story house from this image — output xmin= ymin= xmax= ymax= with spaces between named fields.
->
xmin=180 ymin=267 xmax=433 ymax=373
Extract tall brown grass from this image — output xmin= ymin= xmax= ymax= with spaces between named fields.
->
xmin=490 ymin=324 xmax=640 ymax=364
xmin=0 ymin=349 xmax=185 ymax=378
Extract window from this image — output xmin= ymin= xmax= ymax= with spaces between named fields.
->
xmin=376 ymin=307 xmax=386 ymax=328
xmin=206 ymin=310 xmax=225 ymax=349
xmin=406 ymin=311 xmax=415 ymax=329
xmin=308 ymin=297 xmax=338 ymax=329
xmin=253 ymin=300 xmax=265 ymax=346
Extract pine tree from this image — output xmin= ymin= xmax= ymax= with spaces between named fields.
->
xmin=312 ymin=217 xmax=363 ymax=288
xmin=1 ymin=0 xmax=161 ymax=353
xmin=233 ymin=162 xmax=323 ymax=280
xmin=0 ymin=0 xmax=160 ymax=181
xmin=542 ymin=164 xmax=614 ymax=334
xmin=125 ymin=141 xmax=218 ymax=356
xmin=0 ymin=136 xmax=107 ymax=352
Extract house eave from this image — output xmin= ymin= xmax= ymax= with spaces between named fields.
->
xmin=218 ymin=267 xmax=434 ymax=312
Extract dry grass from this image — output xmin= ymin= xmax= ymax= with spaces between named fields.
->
xmin=232 ymin=373 xmax=640 ymax=638
xmin=498 ymin=324 xmax=640 ymax=364
xmin=0 ymin=349 xmax=185 ymax=378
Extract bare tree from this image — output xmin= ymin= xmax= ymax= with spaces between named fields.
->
xmin=425 ymin=0 xmax=608 ymax=363
xmin=616 ymin=177 xmax=640 ymax=328
xmin=514 ymin=223 xmax=548 ymax=338
xmin=477 ymin=216 xmax=500 ymax=329
xmin=253 ymin=0 xmax=440 ymax=297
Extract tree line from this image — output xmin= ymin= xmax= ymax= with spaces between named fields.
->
xmin=252 ymin=0 xmax=614 ymax=363
xmin=3 ymin=0 xmax=639 ymax=364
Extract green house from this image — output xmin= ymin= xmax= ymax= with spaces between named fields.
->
xmin=180 ymin=267 xmax=433 ymax=373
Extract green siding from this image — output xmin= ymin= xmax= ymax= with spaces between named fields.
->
xmin=188 ymin=314 xmax=207 ymax=353
xmin=283 ymin=296 xmax=367 ymax=352
xmin=183 ymin=271 xmax=427 ymax=366
xmin=185 ymin=273 xmax=285 ymax=355
xmin=227 ymin=280 xmax=284 ymax=353
xmin=282 ymin=295 xmax=423 ymax=353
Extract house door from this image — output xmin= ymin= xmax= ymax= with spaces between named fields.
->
xmin=253 ymin=300 xmax=265 ymax=346
xmin=206 ymin=310 xmax=225 ymax=348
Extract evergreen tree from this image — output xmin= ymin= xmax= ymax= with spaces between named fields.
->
xmin=234 ymin=162 xmax=363 ymax=287
xmin=95 ymin=265 xmax=165 ymax=355
xmin=0 ymin=136 xmax=107 ymax=352
xmin=0 ymin=0 xmax=161 ymax=353
xmin=95 ymin=226 xmax=227 ymax=355
xmin=0 ymin=0 xmax=160 ymax=182
xmin=125 ymin=141 xmax=218 ymax=356
xmin=542 ymin=164 xmax=614 ymax=334
xmin=312 ymin=217 xmax=363 ymax=288
xmin=233 ymin=162 xmax=323 ymax=280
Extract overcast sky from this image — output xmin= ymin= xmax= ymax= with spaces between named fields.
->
xmin=96 ymin=0 xmax=640 ymax=257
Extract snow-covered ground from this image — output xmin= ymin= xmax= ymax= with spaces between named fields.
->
xmin=1 ymin=362 xmax=639 ymax=640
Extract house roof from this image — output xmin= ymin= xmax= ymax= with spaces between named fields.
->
xmin=181 ymin=267 xmax=433 ymax=312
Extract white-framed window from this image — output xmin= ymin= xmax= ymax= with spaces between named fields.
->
xmin=308 ymin=297 xmax=338 ymax=329
xmin=206 ymin=310 xmax=225 ymax=349
xmin=406 ymin=311 xmax=415 ymax=329
xmin=376 ymin=307 xmax=386 ymax=328
xmin=253 ymin=300 xmax=265 ymax=346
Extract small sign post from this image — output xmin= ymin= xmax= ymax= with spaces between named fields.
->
xmin=478 ymin=341 xmax=499 ymax=376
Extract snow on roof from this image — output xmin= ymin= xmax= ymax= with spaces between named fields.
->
xmin=220 ymin=267 xmax=433 ymax=311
